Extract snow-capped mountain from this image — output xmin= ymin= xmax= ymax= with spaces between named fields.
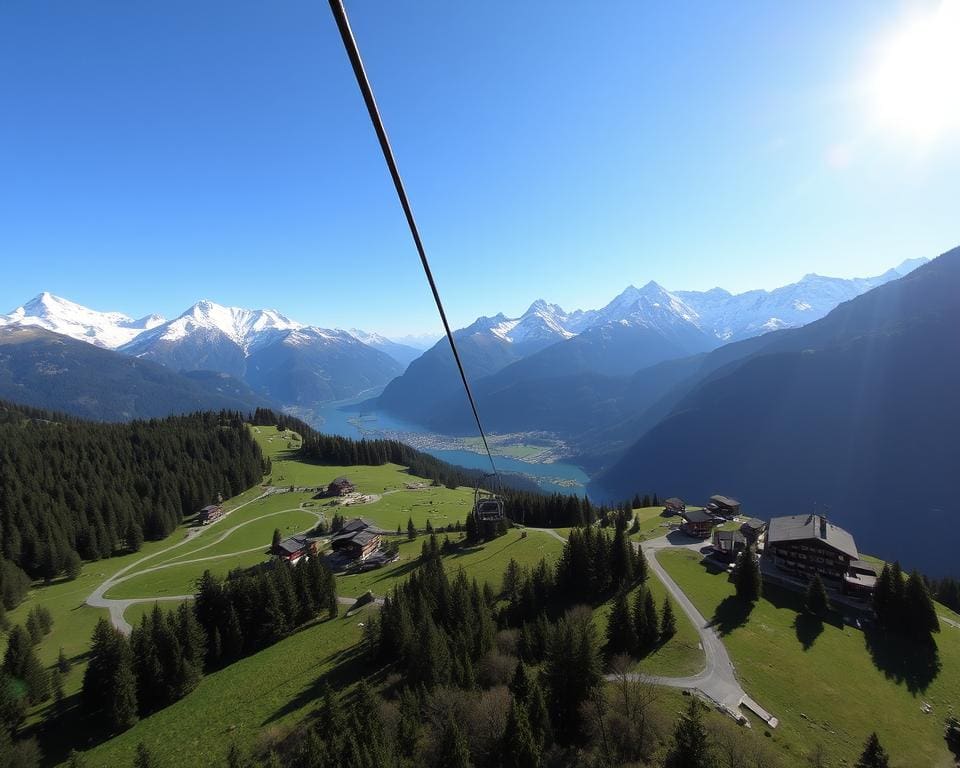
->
xmin=675 ymin=258 xmax=929 ymax=342
xmin=347 ymin=329 xmax=423 ymax=367
xmin=0 ymin=292 xmax=165 ymax=349
xmin=118 ymin=301 xmax=403 ymax=401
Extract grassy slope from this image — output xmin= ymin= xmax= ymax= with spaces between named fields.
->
xmin=74 ymin=612 xmax=366 ymax=768
xmin=659 ymin=548 xmax=960 ymax=768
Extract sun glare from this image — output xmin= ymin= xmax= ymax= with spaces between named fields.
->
xmin=868 ymin=0 xmax=960 ymax=142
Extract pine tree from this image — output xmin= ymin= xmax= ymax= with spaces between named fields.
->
xmin=629 ymin=514 xmax=641 ymax=535
xmin=664 ymin=698 xmax=714 ymax=768
xmin=661 ymin=597 xmax=677 ymax=639
xmin=855 ymin=732 xmax=890 ymax=768
xmin=734 ymin=548 xmax=762 ymax=603
xmin=501 ymin=698 xmax=541 ymax=768
xmin=271 ymin=528 xmax=282 ymax=555
xmin=904 ymin=570 xmax=940 ymax=637
xmin=634 ymin=545 xmax=649 ymax=583
xmin=407 ymin=517 xmax=417 ymax=540
xmin=605 ymin=591 xmax=637 ymax=656
xmin=438 ymin=713 xmax=472 ymax=768
xmin=526 ymin=677 xmax=553 ymax=749
xmin=509 ymin=661 xmax=531 ymax=705
xmin=805 ymin=574 xmax=829 ymax=616
xmin=642 ymin=589 xmax=659 ymax=650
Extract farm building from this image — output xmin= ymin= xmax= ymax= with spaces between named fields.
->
xmin=197 ymin=504 xmax=223 ymax=525
xmin=277 ymin=534 xmax=321 ymax=564
xmin=765 ymin=514 xmax=859 ymax=583
xmin=706 ymin=495 xmax=741 ymax=518
xmin=680 ymin=509 xmax=716 ymax=538
xmin=328 ymin=477 xmax=356 ymax=496
xmin=331 ymin=518 xmax=384 ymax=561
xmin=712 ymin=529 xmax=747 ymax=561
xmin=663 ymin=497 xmax=686 ymax=515
xmin=740 ymin=518 xmax=767 ymax=545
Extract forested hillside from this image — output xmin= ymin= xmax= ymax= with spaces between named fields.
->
xmin=0 ymin=402 xmax=266 ymax=580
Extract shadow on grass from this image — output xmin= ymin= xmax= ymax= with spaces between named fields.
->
xmin=793 ymin=613 xmax=824 ymax=650
xmin=707 ymin=596 xmax=754 ymax=636
xmin=864 ymin=629 xmax=941 ymax=694
xmin=261 ymin=639 xmax=369 ymax=727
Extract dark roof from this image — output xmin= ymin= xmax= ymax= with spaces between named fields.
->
xmin=200 ymin=505 xmax=220 ymax=513
xmin=741 ymin=518 xmax=766 ymax=531
xmin=278 ymin=535 xmax=309 ymax=555
xmin=681 ymin=509 xmax=714 ymax=524
xmin=708 ymin=495 xmax=740 ymax=508
xmin=664 ymin=497 xmax=685 ymax=507
xmin=767 ymin=514 xmax=859 ymax=560
xmin=850 ymin=559 xmax=878 ymax=575
xmin=339 ymin=517 xmax=383 ymax=534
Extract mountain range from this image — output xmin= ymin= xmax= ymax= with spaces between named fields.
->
xmin=593 ymin=247 xmax=960 ymax=575
xmin=0 ymin=295 xmax=404 ymax=417
xmin=377 ymin=258 xmax=928 ymax=432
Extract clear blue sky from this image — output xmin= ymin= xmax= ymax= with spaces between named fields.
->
xmin=1 ymin=1 xmax=958 ymax=335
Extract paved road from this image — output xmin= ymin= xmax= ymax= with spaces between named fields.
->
xmin=607 ymin=533 xmax=778 ymax=728
xmin=85 ymin=492 xmax=324 ymax=634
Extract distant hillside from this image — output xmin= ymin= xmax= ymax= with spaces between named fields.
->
xmin=594 ymin=246 xmax=960 ymax=575
xmin=0 ymin=326 xmax=271 ymax=420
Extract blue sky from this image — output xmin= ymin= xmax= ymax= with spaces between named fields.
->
xmin=2 ymin=1 xmax=958 ymax=335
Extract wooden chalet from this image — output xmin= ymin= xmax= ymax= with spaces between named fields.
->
xmin=197 ymin=504 xmax=224 ymax=526
xmin=706 ymin=495 xmax=741 ymax=518
xmin=277 ymin=534 xmax=320 ymax=564
xmin=740 ymin=518 xmax=767 ymax=545
xmin=680 ymin=509 xmax=716 ymax=538
xmin=331 ymin=518 xmax=383 ymax=561
xmin=765 ymin=514 xmax=859 ymax=583
xmin=663 ymin=497 xmax=686 ymax=515
xmin=328 ymin=476 xmax=356 ymax=496
xmin=712 ymin=529 xmax=747 ymax=562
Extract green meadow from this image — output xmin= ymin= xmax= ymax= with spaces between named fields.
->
xmin=659 ymin=548 xmax=960 ymax=768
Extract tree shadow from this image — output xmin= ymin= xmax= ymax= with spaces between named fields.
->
xmin=863 ymin=629 xmax=941 ymax=694
xmin=793 ymin=613 xmax=824 ymax=650
xmin=261 ymin=640 xmax=369 ymax=726
xmin=707 ymin=596 xmax=754 ymax=636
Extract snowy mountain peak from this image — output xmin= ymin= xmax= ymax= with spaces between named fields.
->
xmin=0 ymin=292 xmax=166 ymax=349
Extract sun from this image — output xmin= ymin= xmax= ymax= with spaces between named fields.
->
xmin=867 ymin=0 xmax=960 ymax=143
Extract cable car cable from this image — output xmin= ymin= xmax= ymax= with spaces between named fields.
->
xmin=327 ymin=0 xmax=500 ymax=480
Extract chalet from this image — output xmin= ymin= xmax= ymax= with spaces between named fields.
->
xmin=663 ymin=497 xmax=686 ymax=515
xmin=740 ymin=518 xmax=767 ymax=545
xmin=712 ymin=529 xmax=747 ymax=562
xmin=680 ymin=509 xmax=716 ymax=538
xmin=328 ymin=477 xmax=356 ymax=496
xmin=844 ymin=560 xmax=879 ymax=598
xmin=765 ymin=514 xmax=859 ymax=583
xmin=331 ymin=518 xmax=383 ymax=561
xmin=197 ymin=504 xmax=223 ymax=525
xmin=706 ymin=495 xmax=741 ymax=518
xmin=277 ymin=534 xmax=320 ymax=564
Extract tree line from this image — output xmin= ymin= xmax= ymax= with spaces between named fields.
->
xmin=0 ymin=401 xmax=267 ymax=582
xmin=80 ymin=555 xmax=338 ymax=735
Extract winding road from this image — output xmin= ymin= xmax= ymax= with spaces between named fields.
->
xmin=85 ymin=492 xmax=324 ymax=634
xmin=610 ymin=534 xmax=778 ymax=728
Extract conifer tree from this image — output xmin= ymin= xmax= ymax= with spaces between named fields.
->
xmin=526 ymin=676 xmax=553 ymax=750
xmin=642 ymin=589 xmax=659 ymax=650
xmin=664 ymin=698 xmax=714 ymax=768
xmin=904 ymin=570 xmax=940 ymax=637
xmin=605 ymin=591 xmax=637 ymax=656
xmin=805 ymin=574 xmax=829 ymax=616
xmin=501 ymin=698 xmax=540 ymax=768
xmin=438 ymin=713 xmax=472 ymax=768
xmin=407 ymin=517 xmax=417 ymax=540
xmin=634 ymin=545 xmax=649 ymax=583
xmin=271 ymin=528 xmax=282 ymax=555
xmin=661 ymin=597 xmax=677 ymax=639
xmin=509 ymin=661 xmax=531 ymax=705
xmin=734 ymin=548 xmax=762 ymax=603
xmin=855 ymin=732 xmax=890 ymax=768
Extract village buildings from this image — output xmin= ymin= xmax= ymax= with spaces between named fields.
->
xmin=197 ymin=504 xmax=224 ymax=525
xmin=706 ymin=495 xmax=741 ymax=518
xmin=680 ymin=508 xmax=717 ymax=538
xmin=330 ymin=518 xmax=384 ymax=561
